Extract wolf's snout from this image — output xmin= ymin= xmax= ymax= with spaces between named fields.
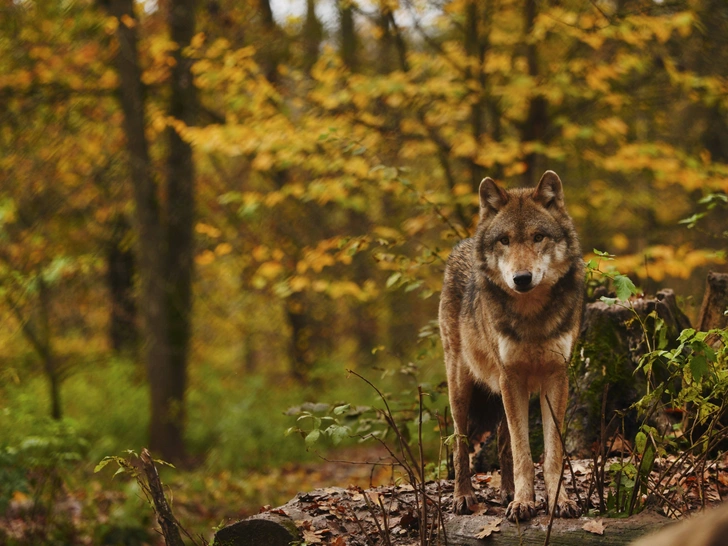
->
xmin=513 ymin=271 xmax=533 ymax=291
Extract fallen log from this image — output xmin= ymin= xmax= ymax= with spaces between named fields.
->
xmin=214 ymin=511 xmax=301 ymax=546
xmin=446 ymin=510 xmax=668 ymax=546
xmin=212 ymin=476 xmax=678 ymax=546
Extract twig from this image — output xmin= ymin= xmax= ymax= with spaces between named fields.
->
xmin=363 ymin=490 xmax=391 ymax=546
xmin=377 ymin=496 xmax=393 ymax=546
xmin=350 ymin=506 xmax=377 ymax=546
xmin=597 ymin=384 xmax=610 ymax=511
xmin=543 ymin=466 xmax=564 ymax=546
xmin=544 ymin=395 xmax=584 ymax=511
xmin=139 ymin=449 xmax=185 ymax=546
xmin=347 ymin=369 xmax=423 ymax=482
xmin=418 ymin=386 xmax=428 ymax=546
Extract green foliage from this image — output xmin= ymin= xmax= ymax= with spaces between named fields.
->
xmin=286 ymin=367 xmax=450 ymax=482
xmin=636 ymin=328 xmax=728 ymax=422
xmin=0 ymin=419 xmax=90 ymax=543
xmin=604 ymin=424 xmax=657 ymax=517
xmin=585 ymin=249 xmax=640 ymax=303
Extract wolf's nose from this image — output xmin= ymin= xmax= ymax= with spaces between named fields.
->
xmin=513 ymin=271 xmax=533 ymax=289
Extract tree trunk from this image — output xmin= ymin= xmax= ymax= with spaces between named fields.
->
xmin=161 ymin=0 xmax=197 ymax=463
xmin=108 ymin=0 xmax=194 ymax=462
xmin=38 ymin=276 xmax=62 ymax=420
xmin=339 ymin=2 xmax=357 ymax=71
xmin=257 ymin=0 xmax=282 ymax=83
xmin=287 ymin=292 xmax=313 ymax=383
xmin=521 ymin=0 xmax=548 ymax=187
xmin=302 ymin=0 xmax=322 ymax=73
xmin=464 ymin=0 xmax=488 ymax=195
xmin=5 ymin=273 xmax=62 ymax=419
xmin=107 ymin=214 xmax=138 ymax=354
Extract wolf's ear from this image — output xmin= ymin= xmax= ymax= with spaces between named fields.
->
xmin=534 ymin=170 xmax=565 ymax=209
xmin=479 ymin=177 xmax=508 ymax=218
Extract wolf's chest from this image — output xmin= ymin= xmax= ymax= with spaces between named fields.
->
xmin=464 ymin=330 xmax=573 ymax=393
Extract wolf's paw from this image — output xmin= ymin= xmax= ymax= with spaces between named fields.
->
xmin=453 ymin=494 xmax=478 ymax=515
xmin=554 ymin=499 xmax=581 ymax=518
xmin=505 ymin=500 xmax=538 ymax=522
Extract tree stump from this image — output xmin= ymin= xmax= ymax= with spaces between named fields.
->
xmin=567 ymin=289 xmax=691 ymax=456
xmin=697 ymin=272 xmax=728 ymax=331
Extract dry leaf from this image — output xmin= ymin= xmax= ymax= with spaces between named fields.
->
xmin=608 ymin=434 xmax=632 ymax=455
xmin=582 ymin=519 xmax=606 ymax=535
xmin=475 ymin=517 xmax=503 ymax=539
xmin=302 ymin=529 xmax=323 ymax=544
xmin=570 ymin=460 xmax=590 ymax=475
xmin=474 ymin=473 xmax=492 ymax=484
xmin=366 ymin=491 xmax=381 ymax=503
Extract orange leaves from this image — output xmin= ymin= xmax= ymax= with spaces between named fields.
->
xmin=450 ymin=134 xmax=477 ymax=159
xmin=256 ymin=261 xmax=285 ymax=281
xmin=591 ymin=142 xmax=727 ymax=192
xmin=473 ymin=138 xmax=522 ymax=169
xmin=297 ymin=238 xmax=367 ymax=275
xmin=535 ymin=7 xmax=695 ymax=51
xmin=196 ymin=223 xmax=222 ymax=238
xmin=593 ymin=246 xmax=725 ymax=283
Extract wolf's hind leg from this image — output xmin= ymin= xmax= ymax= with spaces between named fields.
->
xmin=497 ymin=418 xmax=514 ymax=505
xmin=541 ymin=374 xmax=580 ymax=518
xmin=449 ymin=372 xmax=476 ymax=514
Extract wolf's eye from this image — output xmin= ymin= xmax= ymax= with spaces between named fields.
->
xmin=499 ymin=236 xmax=510 ymax=246
xmin=534 ymin=233 xmax=544 ymax=242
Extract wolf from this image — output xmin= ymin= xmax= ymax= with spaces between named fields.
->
xmin=439 ymin=171 xmax=584 ymax=522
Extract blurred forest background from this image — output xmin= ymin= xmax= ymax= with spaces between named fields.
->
xmin=1 ymin=0 xmax=728 ymax=543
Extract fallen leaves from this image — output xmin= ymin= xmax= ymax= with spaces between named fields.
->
xmin=474 ymin=517 xmax=503 ymax=539
xmin=299 ymin=520 xmax=331 ymax=544
xmin=582 ymin=518 xmax=606 ymax=535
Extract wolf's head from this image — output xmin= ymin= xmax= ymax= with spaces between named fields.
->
xmin=474 ymin=171 xmax=581 ymax=296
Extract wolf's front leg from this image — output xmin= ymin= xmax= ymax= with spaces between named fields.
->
xmin=500 ymin=373 xmax=537 ymax=522
xmin=541 ymin=373 xmax=580 ymax=518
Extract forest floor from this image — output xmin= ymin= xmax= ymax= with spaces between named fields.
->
xmin=222 ymin=448 xmax=728 ymax=546
xmin=3 ymin=445 xmax=728 ymax=545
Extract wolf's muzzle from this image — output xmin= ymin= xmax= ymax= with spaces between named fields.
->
xmin=513 ymin=271 xmax=533 ymax=292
